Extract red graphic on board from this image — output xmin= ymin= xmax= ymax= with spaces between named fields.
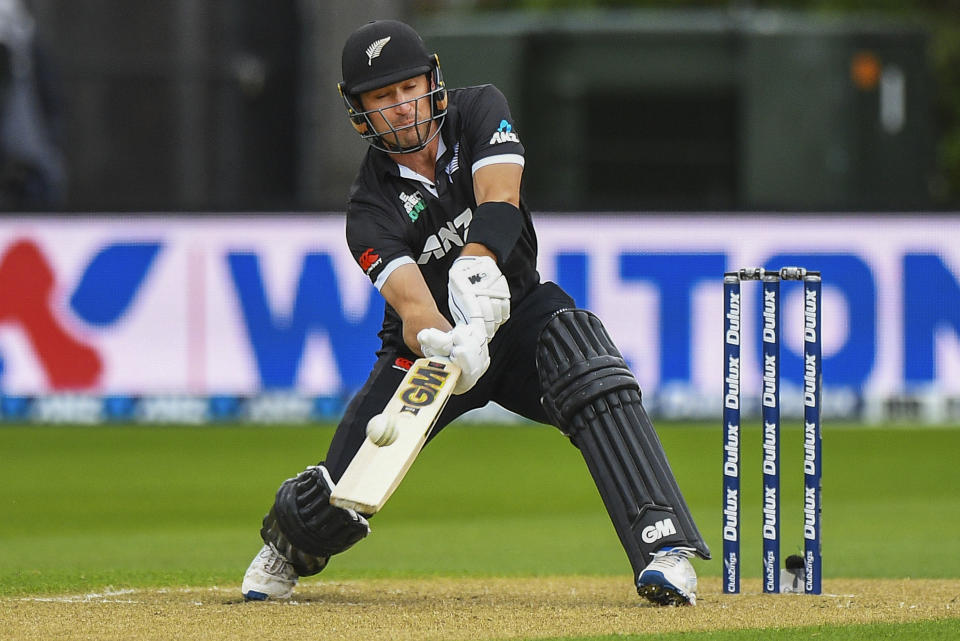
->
xmin=0 ymin=239 xmax=102 ymax=389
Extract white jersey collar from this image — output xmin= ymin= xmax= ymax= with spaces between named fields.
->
xmin=395 ymin=137 xmax=446 ymax=198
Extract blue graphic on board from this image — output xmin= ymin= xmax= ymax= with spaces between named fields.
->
xmin=228 ymin=252 xmax=384 ymax=390
xmin=70 ymin=243 xmax=163 ymax=325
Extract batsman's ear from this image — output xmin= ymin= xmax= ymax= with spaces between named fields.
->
xmin=432 ymin=54 xmax=447 ymax=111
xmin=338 ymin=81 xmax=369 ymax=134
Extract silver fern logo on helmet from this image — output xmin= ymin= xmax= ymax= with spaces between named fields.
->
xmin=365 ymin=37 xmax=391 ymax=66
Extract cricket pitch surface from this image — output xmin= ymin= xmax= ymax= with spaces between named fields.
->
xmin=6 ymin=577 xmax=958 ymax=640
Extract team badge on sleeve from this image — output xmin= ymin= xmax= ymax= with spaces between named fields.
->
xmin=489 ymin=119 xmax=520 ymax=145
xmin=359 ymin=248 xmax=381 ymax=274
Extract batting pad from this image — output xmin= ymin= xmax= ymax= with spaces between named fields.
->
xmin=262 ymin=465 xmax=370 ymax=576
xmin=537 ymin=309 xmax=710 ymax=574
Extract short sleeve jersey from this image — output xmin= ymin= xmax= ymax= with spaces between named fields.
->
xmin=345 ymin=84 xmax=540 ymax=353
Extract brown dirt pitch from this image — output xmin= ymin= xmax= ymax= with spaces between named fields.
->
xmin=5 ymin=577 xmax=959 ymax=641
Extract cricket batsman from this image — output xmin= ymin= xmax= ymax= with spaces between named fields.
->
xmin=242 ymin=19 xmax=710 ymax=605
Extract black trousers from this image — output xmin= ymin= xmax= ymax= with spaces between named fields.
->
xmin=324 ymin=281 xmax=575 ymax=482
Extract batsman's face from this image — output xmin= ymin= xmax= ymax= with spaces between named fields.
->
xmin=360 ymin=75 xmax=435 ymax=150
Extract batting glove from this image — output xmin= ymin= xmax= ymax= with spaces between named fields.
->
xmin=447 ymin=255 xmax=510 ymax=342
xmin=417 ymin=324 xmax=490 ymax=395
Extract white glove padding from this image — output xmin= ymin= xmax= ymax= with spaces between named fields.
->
xmin=447 ymin=255 xmax=511 ymax=342
xmin=417 ymin=326 xmax=454 ymax=359
xmin=417 ymin=324 xmax=490 ymax=395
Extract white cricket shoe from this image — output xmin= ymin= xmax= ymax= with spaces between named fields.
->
xmin=241 ymin=543 xmax=298 ymax=601
xmin=636 ymin=546 xmax=698 ymax=606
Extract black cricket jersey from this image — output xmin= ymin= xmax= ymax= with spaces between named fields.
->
xmin=345 ymin=84 xmax=540 ymax=353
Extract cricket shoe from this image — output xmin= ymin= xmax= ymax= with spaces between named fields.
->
xmin=636 ymin=546 xmax=698 ymax=606
xmin=242 ymin=543 xmax=298 ymax=601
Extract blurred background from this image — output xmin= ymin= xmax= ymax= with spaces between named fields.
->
xmin=4 ymin=0 xmax=958 ymax=212
xmin=1 ymin=0 xmax=959 ymax=426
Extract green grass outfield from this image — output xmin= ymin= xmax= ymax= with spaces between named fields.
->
xmin=2 ymin=421 xmax=959 ymax=639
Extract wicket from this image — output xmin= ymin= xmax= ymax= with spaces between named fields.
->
xmin=722 ymin=266 xmax=822 ymax=595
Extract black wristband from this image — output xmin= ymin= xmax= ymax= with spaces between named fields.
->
xmin=466 ymin=201 xmax=523 ymax=265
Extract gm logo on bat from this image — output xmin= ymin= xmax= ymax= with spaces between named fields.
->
xmin=399 ymin=361 xmax=452 ymax=415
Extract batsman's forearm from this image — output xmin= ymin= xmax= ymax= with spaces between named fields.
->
xmin=403 ymin=311 xmax=453 ymax=356
xmin=460 ymin=242 xmax=497 ymax=262
xmin=379 ymin=262 xmax=454 ymax=355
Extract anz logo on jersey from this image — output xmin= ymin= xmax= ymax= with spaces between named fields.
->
xmin=417 ymin=208 xmax=472 ymax=264
xmin=489 ymin=120 xmax=519 ymax=145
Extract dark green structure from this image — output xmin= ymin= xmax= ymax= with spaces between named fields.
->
xmin=420 ymin=10 xmax=934 ymax=211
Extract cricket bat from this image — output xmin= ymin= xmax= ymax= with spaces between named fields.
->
xmin=330 ymin=357 xmax=460 ymax=514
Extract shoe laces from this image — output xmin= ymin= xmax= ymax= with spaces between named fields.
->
xmin=649 ymin=546 xmax=696 ymax=567
xmin=261 ymin=544 xmax=293 ymax=576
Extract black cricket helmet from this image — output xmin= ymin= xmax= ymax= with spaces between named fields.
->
xmin=338 ymin=20 xmax=447 ymax=154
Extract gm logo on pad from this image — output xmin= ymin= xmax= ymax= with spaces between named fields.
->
xmin=641 ymin=518 xmax=677 ymax=544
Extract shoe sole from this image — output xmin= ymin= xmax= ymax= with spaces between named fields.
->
xmin=637 ymin=582 xmax=694 ymax=606
xmin=243 ymin=590 xmax=270 ymax=601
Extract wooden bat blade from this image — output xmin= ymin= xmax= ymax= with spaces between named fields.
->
xmin=330 ymin=357 xmax=460 ymax=514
